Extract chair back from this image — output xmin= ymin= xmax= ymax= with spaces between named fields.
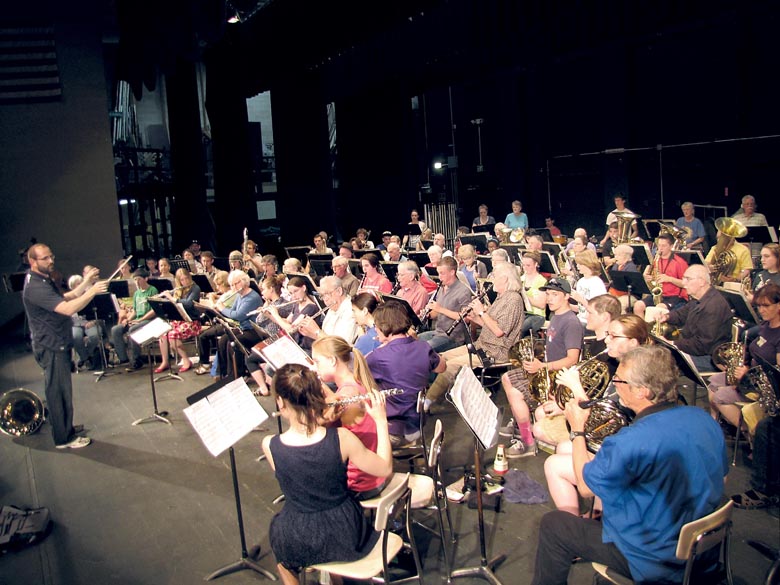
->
xmin=676 ymin=500 xmax=733 ymax=559
xmin=427 ymin=418 xmax=444 ymax=470
xmin=374 ymin=473 xmax=410 ymax=531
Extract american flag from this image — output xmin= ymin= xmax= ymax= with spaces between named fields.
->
xmin=0 ymin=25 xmax=62 ymax=105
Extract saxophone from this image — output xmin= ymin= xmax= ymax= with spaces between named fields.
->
xmin=649 ymin=252 xmax=665 ymax=336
xmin=712 ymin=319 xmax=746 ymax=386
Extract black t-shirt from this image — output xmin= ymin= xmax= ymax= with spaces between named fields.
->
xmin=22 ymin=270 xmax=73 ymax=351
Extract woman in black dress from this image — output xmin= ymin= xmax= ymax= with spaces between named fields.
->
xmin=262 ymin=364 xmax=393 ymax=584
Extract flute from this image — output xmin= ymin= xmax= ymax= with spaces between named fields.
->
xmin=246 ymin=299 xmax=298 ymax=316
xmin=326 ymin=388 xmax=404 ymax=406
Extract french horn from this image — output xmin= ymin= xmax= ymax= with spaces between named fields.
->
xmin=0 ymin=388 xmax=45 ymax=437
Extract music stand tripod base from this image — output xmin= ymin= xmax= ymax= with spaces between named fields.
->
xmin=154 ymin=372 xmax=183 ymax=383
xmin=132 ymin=412 xmax=171 ymax=426
xmin=206 ymin=555 xmax=277 ymax=581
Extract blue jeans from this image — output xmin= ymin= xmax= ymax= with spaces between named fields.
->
xmin=417 ymin=331 xmax=460 ymax=354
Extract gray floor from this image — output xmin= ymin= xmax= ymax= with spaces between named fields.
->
xmin=0 ymin=324 xmax=778 ymax=585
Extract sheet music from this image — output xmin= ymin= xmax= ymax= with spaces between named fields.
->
xmin=129 ymin=317 xmax=172 ymax=345
xmin=257 ymin=334 xmax=315 ymax=370
xmin=183 ymin=378 xmax=269 ymax=457
xmin=449 ymin=366 xmax=499 ymax=450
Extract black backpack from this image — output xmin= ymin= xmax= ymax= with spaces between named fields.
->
xmin=0 ymin=505 xmax=53 ymax=554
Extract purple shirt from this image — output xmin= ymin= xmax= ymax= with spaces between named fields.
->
xmin=366 ymin=336 xmax=441 ymax=435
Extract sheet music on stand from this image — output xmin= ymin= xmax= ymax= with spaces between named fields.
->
xmin=447 ymin=366 xmax=500 ymax=450
xmin=184 ymin=377 xmax=269 ymax=457
xmin=129 ymin=317 xmax=172 ymax=345
xmin=254 ymin=334 xmax=315 ymax=371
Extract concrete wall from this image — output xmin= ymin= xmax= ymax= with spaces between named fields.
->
xmin=0 ymin=4 xmax=123 ymax=327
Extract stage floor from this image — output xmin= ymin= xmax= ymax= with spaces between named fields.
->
xmin=0 ymin=323 xmax=777 ymax=585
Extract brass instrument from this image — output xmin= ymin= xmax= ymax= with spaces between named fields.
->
xmin=613 ymin=211 xmax=641 ymax=244
xmin=658 ymin=222 xmax=690 ymax=251
xmin=557 ymin=249 xmax=580 ymax=281
xmin=745 ymin=366 xmax=780 ymax=417
xmin=326 ymin=388 xmax=404 ymax=407
xmin=552 ymin=349 xmax=611 ymax=409
xmin=0 ymin=388 xmax=45 ymax=437
xmin=712 ymin=319 xmax=746 ymax=386
xmin=498 ymin=227 xmax=513 ymax=244
xmin=710 ymin=217 xmax=747 ymax=285
xmin=509 ymin=228 xmax=526 ymax=243
xmin=581 ymin=400 xmax=634 ymax=452
xmin=508 ymin=334 xmax=553 ymax=403
xmin=533 ymin=344 xmax=554 ymax=404
xmin=649 ymin=252 xmax=665 ymax=336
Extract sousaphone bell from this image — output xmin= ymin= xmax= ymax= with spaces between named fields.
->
xmin=0 ymin=388 xmax=45 ymax=437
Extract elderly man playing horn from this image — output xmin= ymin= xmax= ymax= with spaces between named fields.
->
xmin=23 ymin=243 xmax=108 ymax=449
xmin=531 ymin=345 xmax=728 ymax=585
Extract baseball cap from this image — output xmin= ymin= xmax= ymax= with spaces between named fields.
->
xmin=539 ymin=277 xmax=571 ymax=294
xmin=229 ymin=250 xmax=243 ymax=262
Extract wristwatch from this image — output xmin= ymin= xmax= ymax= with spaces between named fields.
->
xmin=570 ymin=430 xmax=587 ymax=441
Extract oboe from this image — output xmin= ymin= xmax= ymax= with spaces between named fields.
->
xmin=326 ymin=388 xmax=404 ymax=406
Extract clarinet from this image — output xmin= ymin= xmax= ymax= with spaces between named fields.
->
xmin=445 ymin=282 xmax=493 ymax=336
xmin=419 ymin=281 xmax=443 ymax=327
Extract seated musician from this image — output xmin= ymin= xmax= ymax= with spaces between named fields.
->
xmin=545 ymin=216 xmax=562 ymax=236
xmin=358 ymin=253 xmax=392 ymax=294
xmin=245 ymin=274 xmax=294 ymax=394
xmin=544 ymin=313 xmax=646 ymax=517
xmin=565 ymin=229 xmax=597 ymax=253
xmin=155 ymin=268 xmax=202 ymax=373
xmin=606 ymin=244 xmax=639 ymax=311
xmin=310 ymin=232 xmax=334 ymax=255
xmin=385 ymin=242 xmax=406 ymax=263
xmin=676 ymin=201 xmax=707 ymax=249
xmin=366 ymin=302 xmax=445 ymax=447
xmin=708 ymin=283 xmax=780 ymax=430
xmin=526 ymin=234 xmax=544 ymax=253
xmin=599 ymin=222 xmax=619 ymax=261
xmin=416 ymin=228 xmax=433 ymax=251
xmin=115 ymin=258 xmax=138 ymax=294
xmin=632 ymin=233 xmax=688 ymax=320
xmin=157 ymin=257 xmax=175 ymax=283
xmin=349 ymin=237 xmax=363 ymax=251
xmin=417 ymin=256 xmax=474 ymax=353
xmin=519 ymin=251 xmax=548 ymax=338
xmin=263 ymin=275 xmax=322 ymax=357
xmin=570 ymin=250 xmax=607 ymax=327
xmin=396 ymin=260 xmax=428 ymax=316
xmin=182 ymin=249 xmax=203 ymax=274
xmin=472 ymin=203 xmax=496 ymax=230
xmin=705 ymin=222 xmax=753 ymax=283
xmin=457 ymin=244 xmax=487 ymax=292
xmin=425 ymin=263 xmax=525 ymax=405
xmin=227 ymin=250 xmax=244 ymax=273
xmin=486 ymin=238 xmax=499 ymax=253
xmin=532 ymin=345 xmax=727 ymax=585
xmin=256 ymin=254 xmax=278 ymax=285
xmin=500 ymin=278 xmax=584 ymax=457
xmin=331 ymin=256 xmax=360 ymax=297
xmin=194 ymin=270 xmax=231 ymax=376
xmin=213 ymin=270 xmax=262 ymax=378
xmin=145 ymin=258 xmax=160 ymax=278
xmin=242 ymin=240 xmax=263 ymax=276
xmin=355 ymin=227 xmax=374 ymax=249
xmin=352 ymin=292 xmax=382 ymax=355
xmin=110 ymin=268 xmax=158 ymax=371
xmin=732 ymin=193 xmax=769 ymax=227
xmin=296 ymin=275 xmax=359 ymax=344
xmin=199 ymin=251 xmax=217 ymax=281
xmin=655 ymin=264 xmax=732 ymax=372
xmin=68 ymin=272 xmax=103 ymax=370
xmin=402 ymin=209 xmax=426 ymax=250
xmin=376 ymin=231 xmax=392 ymax=252
xmin=338 ymin=242 xmax=354 ymax=258
xmin=433 ymin=233 xmax=452 ymax=257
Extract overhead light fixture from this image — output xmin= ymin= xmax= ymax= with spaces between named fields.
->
xmin=227 ymin=9 xmax=241 ymax=24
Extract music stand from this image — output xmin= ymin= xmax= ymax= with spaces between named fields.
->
xmin=107 ymin=280 xmax=130 ymax=298
xmin=609 ymin=271 xmax=651 ymax=311
xmin=716 ymin=286 xmax=760 ymax=325
xmin=149 ymin=299 xmax=190 ymax=381
xmin=738 ymin=226 xmax=775 ymax=245
xmin=284 ymin=246 xmax=310 ymax=266
xmin=378 ymin=294 xmax=423 ymax=331
xmin=460 ymin=234 xmax=489 ymax=255
xmin=533 ymin=227 xmax=553 ymax=242
xmin=129 ymin=318 xmax=173 ymax=425
xmin=538 ymin=251 xmax=559 ymax=275
xmin=472 ymin=223 xmax=496 ymax=236
xmin=308 ymin=259 xmax=333 ymax=279
xmin=380 ymin=261 xmax=400 ymax=282
xmin=641 ymin=219 xmax=664 ymax=241
xmin=352 ymin=248 xmax=378 ymax=259
xmin=348 ymin=258 xmax=363 ymax=277
xmin=183 ymin=377 xmax=277 ymax=582
xmin=447 ymin=367 xmax=505 ymax=585
xmin=404 ymin=222 xmax=422 ymax=240
xmin=3 ymin=272 xmax=27 ymax=293
xmin=477 ymin=255 xmax=493 ymax=275
xmin=192 ymin=274 xmax=214 ymax=293
xmin=407 ymin=251 xmax=430 ymax=268
xmin=80 ymin=293 xmax=121 ymax=382
xmin=674 ymin=250 xmax=705 ymax=266
xmin=542 ymin=242 xmax=563 ymax=258
xmin=148 ymin=278 xmax=173 ymax=292
xmin=628 ymin=244 xmax=652 ymax=269
xmin=419 ymin=239 xmax=435 ymax=250
xmin=650 ymin=335 xmax=709 ymax=405
xmin=214 ymin=256 xmax=230 ymax=272
xmin=169 ymin=258 xmax=191 ymax=272
xmin=499 ymin=243 xmax=524 ymax=264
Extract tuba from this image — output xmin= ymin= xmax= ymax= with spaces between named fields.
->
xmin=509 ymin=228 xmax=526 ymax=243
xmin=498 ymin=227 xmax=513 ymax=244
xmin=0 ymin=388 xmax=45 ymax=437
xmin=658 ymin=222 xmax=690 ymax=251
xmin=613 ymin=211 xmax=641 ymax=244
xmin=710 ymin=217 xmax=747 ymax=285
xmin=552 ymin=349 xmax=612 ymax=410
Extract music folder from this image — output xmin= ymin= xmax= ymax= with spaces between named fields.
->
xmin=650 ymin=334 xmax=709 ymax=390
xmin=738 ymin=225 xmax=776 ymax=244
xmin=629 ymin=243 xmax=652 ymax=268
xmin=183 ymin=377 xmax=269 ymax=457
xmin=542 ymin=242 xmax=563 ymax=257
xmin=674 ymin=250 xmax=705 ymax=266
xmin=407 ymin=251 xmax=430 ymax=268
xmin=378 ymin=293 xmax=422 ymax=331
xmin=500 ymin=243 xmax=525 ymax=264
xmin=150 ymin=297 xmax=192 ymax=322
xmin=538 ymin=251 xmax=558 ymax=275
xmin=192 ymin=274 xmax=213 ymax=293
xmin=148 ymin=278 xmax=173 ymax=292
xmin=533 ymin=227 xmax=553 ymax=242
xmin=285 ymin=246 xmax=311 ymax=265
xmin=472 ymin=222 xmax=496 ymax=235
xmin=459 ymin=233 xmax=489 ymax=255
xmin=380 ymin=261 xmax=400 ymax=282
xmin=107 ymin=280 xmax=130 ymax=298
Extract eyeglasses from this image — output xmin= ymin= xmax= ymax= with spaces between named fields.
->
xmin=606 ymin=332 xmax=630 ymax=339
xmin=36 ymin=254 xmax=55 ymax=261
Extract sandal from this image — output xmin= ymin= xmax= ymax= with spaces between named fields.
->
xmin=731 ymin=489 xmax=770 ymax=509
xmin=194 ymin=365 xmax=210 ymax=375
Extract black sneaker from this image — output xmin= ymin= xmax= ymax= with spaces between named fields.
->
xmin=125 ymin=361 xmax=144 ymax=372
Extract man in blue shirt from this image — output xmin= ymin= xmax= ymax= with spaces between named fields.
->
xmin=214 ymin=270 xmax=262 ymax=378
xmin=531 ymin=345 xmax=728 ymax=585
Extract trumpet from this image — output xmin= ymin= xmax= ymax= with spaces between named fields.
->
xmin=326 ymin=388 xmax=404 ymax=406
